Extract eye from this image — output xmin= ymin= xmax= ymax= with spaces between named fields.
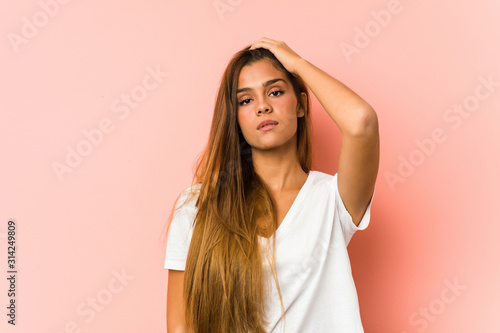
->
xmin=238 ymin=98 xmax=252 ymax=106
xmin=269 ymin=89 xmax=284 ymax=97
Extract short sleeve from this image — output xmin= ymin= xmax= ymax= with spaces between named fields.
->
xmin=164 ymin=186 xmax=199 ymax=270
xmin=332 ymin=173 xmax=375 ymax=245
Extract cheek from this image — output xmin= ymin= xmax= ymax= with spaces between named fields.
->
xmin=237 ymin=112 xmax=249 ymax=139
xmin=237 ymin=111 xmax=251 ymax=131
xmin=279 ymin=98 xmax=299 ymax=122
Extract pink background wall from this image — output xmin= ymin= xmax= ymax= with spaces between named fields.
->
xmin=1 ymin=0 xmax=499 ymax=332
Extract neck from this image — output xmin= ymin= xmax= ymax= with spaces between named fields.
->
xmin=251 ymin=143 xmax=307 ymax=193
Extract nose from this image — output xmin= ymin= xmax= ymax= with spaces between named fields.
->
xmin=256 ymin=98 xmax=272 ymax=115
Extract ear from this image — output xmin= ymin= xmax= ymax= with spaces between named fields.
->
xmin=297 ymin=92 xmax=308 ymax=117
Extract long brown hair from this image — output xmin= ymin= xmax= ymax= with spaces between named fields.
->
xmin=173 ymin=45 xmax=312 ymax=332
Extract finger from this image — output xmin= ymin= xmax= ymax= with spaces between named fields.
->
xmin=250 ymin=39 xmax=268 ymax=49
xmin=250 ymin=37 xmax=280 ymax=50
xmin=256 ymin=37 xmax=277 ymax=44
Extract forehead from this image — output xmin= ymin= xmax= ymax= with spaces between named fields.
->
xmin=237 ymin=59 xmax=289 ymax=89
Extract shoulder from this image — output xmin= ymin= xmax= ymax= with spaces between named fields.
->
xmin=169 ymin=183 xmax=201 ymax=234
xmin=307 ymin=170 xmax=348 ymax=210
xmin=297 ymin=170 xmax=340 ymax=206
xmin=309 ymin=169 xmax=336 ymax=180
xmin=174 ymin=183 xmax=201 ymax=212
xmin=308 ymin=170 xmax=338 ymax=188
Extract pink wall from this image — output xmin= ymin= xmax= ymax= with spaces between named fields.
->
xmin=1 ymin=0 xmax=499 ymax=332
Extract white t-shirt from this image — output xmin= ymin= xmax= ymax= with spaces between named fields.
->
xmin=164 ymin=170 xmax=374 ymax=333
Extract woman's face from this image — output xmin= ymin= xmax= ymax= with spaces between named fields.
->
xmin=236 ymin=59 xmax=304 ymax=152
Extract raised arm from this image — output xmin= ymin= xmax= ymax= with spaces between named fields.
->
xmin=250 ymin=38 xmax=379 ymax=226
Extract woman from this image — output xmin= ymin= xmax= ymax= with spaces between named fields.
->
xmin=164 ymin=37 xmax=379 ymax=333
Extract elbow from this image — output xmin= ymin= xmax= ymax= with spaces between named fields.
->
xmin=345 ymin=106 xmax=378 ymax=138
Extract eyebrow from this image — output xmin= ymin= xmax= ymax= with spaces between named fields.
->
xmin=236 ymin=78 xmax=286 ymax=94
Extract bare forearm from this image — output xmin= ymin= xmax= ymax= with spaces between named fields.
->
xmin=293 ymin=58 xmax=377 ymax=136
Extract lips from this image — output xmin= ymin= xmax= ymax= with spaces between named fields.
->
xmin=257 ymin=119 xmax=279 ymax=130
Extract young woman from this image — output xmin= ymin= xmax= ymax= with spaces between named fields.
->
xmin=164 ymin=37 xmax=379 ymax=333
